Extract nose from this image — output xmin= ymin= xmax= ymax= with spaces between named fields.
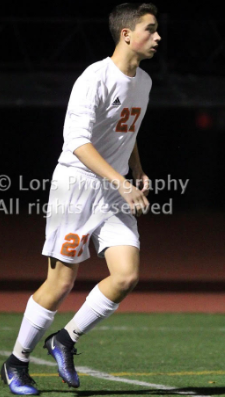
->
xmin=154 ymin=32 xmax=161 ymax=42
xmin=156 ymin=32 xmax=161 ymax=42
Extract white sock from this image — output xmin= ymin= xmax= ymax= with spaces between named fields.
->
xmin=65 ymin=285 xmax=119 ymax=342
xmin=13 ymin=296 xmax=57 ymax=362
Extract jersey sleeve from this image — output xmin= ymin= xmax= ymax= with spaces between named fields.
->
xmin=63 ymin=73 xmax=101 ymax=153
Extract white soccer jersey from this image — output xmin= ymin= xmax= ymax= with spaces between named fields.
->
xmin=58 ymin=57 xmax=152 ymax=176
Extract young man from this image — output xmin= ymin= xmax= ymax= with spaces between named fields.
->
xmin=1 ymin=3 xmax=161 ymax=395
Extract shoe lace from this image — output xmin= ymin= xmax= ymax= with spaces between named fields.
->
xmin=71 ymin=347 xmax=80 ymax=356
xmin=64 ymin=347 xmax=81 ymax=370
xmin=17 ymin=368 xmax=36 ymax=386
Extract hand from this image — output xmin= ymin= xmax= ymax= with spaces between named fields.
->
xmin=118 ymin=180 xmax=149 ymax=217
xmin=132 ymin=169 xmax=150 ymax=197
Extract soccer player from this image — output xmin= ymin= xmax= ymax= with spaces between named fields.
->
xmin=1 ymin=3 xmax=161 ymax=395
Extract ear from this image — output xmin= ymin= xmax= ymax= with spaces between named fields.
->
xmin=121 ymin=28 xmax=131 ymax=44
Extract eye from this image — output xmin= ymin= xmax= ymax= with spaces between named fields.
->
xmin=147 ymin=27 xmax=155 ymax=33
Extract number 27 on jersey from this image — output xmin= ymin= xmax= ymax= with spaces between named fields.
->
xmin=116 ymin=107 xmax=141 ymax=133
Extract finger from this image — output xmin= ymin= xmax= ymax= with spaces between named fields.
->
xmin=141 ymin=181 xmax=150 ymax=196
xmin=143 ymin=195 xmax=150 ymax=210
xmin=133 ymin=193 xmax=148 ymax=208
xmin=129 ymin=202 xmax=136 ymax=216
xmin=134 ymin=199 xmax=148 ymax=216
xmin=134 ymin=205 xmax=143 ymax=217
xmin=142 ymin=187 xmax=149 ymax=196
xmin=139 ymin=196 xmax=150 ymax=214
xmin=136 ymin=179 xmax=141 ymax=189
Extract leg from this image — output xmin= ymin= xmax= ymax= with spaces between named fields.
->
xmin=45 ymin=246 xmax=139 ymax=390
xmin=40 ymin=173 xmax=140 ymax=388
xmin=13 ymin=257 xmax=79 ymax=361
xmin=99 ymin=245 xmax=139 ymax=302
xmin=33 ymin=257 xmax=79 ymax=310
xmin=63 ymin=245 xmax=139 ymax=339
xmin=1 ymin=258 xmax=78 ymax=395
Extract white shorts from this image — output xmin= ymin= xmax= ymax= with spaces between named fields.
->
xmin=42 ymin=164 xmax=140 ymax=264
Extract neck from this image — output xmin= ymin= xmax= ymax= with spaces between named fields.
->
xmin=110 ymin=46 xmax=140 ymax=77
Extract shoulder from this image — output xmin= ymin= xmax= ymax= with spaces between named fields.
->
xmin=68 ymin=59 xmax=110 ymax=103
xmin=79 ymin=58 xmax=110 ymax=83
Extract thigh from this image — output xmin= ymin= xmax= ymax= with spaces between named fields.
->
xmin=105 ymin=245 xmax=140 ymax=278
xmin=92 ymin=211 xmax=140 ymax=258
xmin=46 ymin=257 xmax=79 ymax=284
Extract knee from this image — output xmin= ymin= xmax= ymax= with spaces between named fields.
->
xmin=59 ymin=279 xmax=75 ymax=294
xmin=46 ymin=259 xmax=78 ymax=296
xmin=46 ymin=276 xmax=75 ymax=295
xmin=115 ymin=272 xmax=139 ymax=294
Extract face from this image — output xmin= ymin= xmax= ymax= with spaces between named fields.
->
xmin=126 ymin=14 xmax=161 ymax=60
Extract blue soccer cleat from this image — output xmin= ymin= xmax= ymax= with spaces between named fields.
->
xmin=43 ymin=332 xmax=80 ymax=388
xmin=1 ymin=360 xmax=39 ymax=395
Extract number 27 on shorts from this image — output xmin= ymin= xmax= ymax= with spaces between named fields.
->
xmin=61 ymin=233 xmax=89 ymax=258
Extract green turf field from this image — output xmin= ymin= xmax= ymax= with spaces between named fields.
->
xmin=1 ymin=312 xmax=225 ymax=396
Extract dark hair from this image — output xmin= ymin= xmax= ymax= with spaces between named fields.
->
xmin=109 ymin=3 xmax=158 ymax=45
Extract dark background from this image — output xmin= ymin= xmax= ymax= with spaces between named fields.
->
xmin=0 ymin=0 xmax=223 ymax=18
xmin=0 ymin=0 xmax=224 ymax=289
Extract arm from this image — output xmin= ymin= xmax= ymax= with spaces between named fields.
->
xmin=74 ymin=143 xmax=125 ymax=185
xmin=74 ymin=143 xmax=149 ymax=216
xmin=129 ymin=141 xmax=150 ymax=196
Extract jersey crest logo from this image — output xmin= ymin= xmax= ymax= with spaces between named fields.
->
xmin=112 ymin=97 xmax=121 ymax=106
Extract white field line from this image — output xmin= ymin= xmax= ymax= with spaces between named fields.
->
xmin=0 ymin=350 xmax=210 ymax=397
xmin=0 ymin=327 xmax=13 ymax=331
xmin=78 ymin=366 xmax=210 ymax=396
xmin=1 ymin=326 xmax=225 ymax=332
xmin=94 ymin=326 xmax=225 ymax=332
